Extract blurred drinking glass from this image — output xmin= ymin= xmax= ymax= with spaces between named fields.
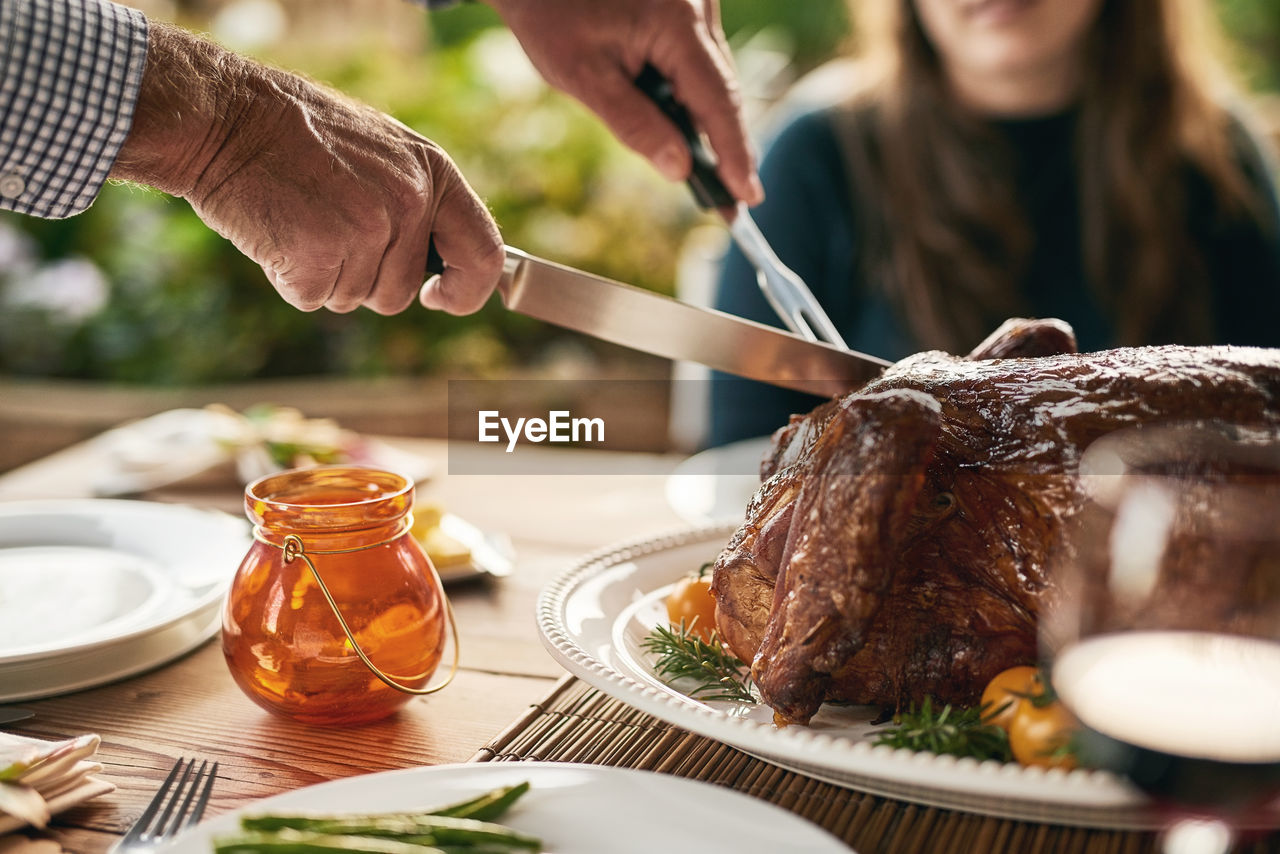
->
xmin=1044 ymin=422 xmax=1280 ymax=853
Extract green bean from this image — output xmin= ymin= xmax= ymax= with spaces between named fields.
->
xmin=214 ymin=829 xmax=444 ymax=854
xmin=223 ymin=782 xmax=540 ymax=852
xmin=239 ymin=813 xmax=539 ymax=850
xmin=430 ymin=783 xmax=530 ymax=821
xmin=242 ymin=782 xmax=531 ymax=833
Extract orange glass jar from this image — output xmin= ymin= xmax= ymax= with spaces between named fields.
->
xmin=222 ymin=466 xmax=452 ymax=725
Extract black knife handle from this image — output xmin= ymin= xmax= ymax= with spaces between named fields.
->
xmin=634 ymin=63 xmax=735 ymax=210
xmin=425 ymin=239 xmax=445 ymax=276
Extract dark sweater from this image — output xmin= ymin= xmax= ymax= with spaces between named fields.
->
xmin=708 ymin=106 xmax=1280 ymax=447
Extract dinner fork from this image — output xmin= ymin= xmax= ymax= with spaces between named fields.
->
xmin=112 ymin=758 xmax=218 ymax=852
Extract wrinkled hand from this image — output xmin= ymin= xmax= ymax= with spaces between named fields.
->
xmin=112 ymin=23 xmax=502 ymax=315
xmin=488 ymin=0 xmax=763 ymax=206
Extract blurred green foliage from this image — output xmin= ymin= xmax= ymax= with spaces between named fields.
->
xmin=0 ymin=0 xmax=1275 ymax=384
xmin=0 ymin=20 xmax=698 ymax=382
xmin=1216 ymin=0 xmax=1280 ymax=91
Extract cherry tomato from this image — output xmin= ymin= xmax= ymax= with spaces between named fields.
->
xmin=979 ymin=665 xmax=1041 ymax=729
xmin=666 ymin=574 xmax=718 ymax=643
xmin=1008 ymin=700 xmax=1079 ymax=770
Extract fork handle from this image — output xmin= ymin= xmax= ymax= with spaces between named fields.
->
xmin=634 ymin=64 xmax=736 ymax=210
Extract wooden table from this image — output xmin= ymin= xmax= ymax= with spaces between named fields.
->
xmin=6 ymin=427 xmax=1278 ymax=854
xmin=0 ymin=431 xmax=688 ymax=852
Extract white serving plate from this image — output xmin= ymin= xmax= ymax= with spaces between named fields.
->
xmin=663 ymin=436 xmax=771 ymax=525
xmin=0 ymin=499 xmax=250 ymax=701
xmin=87 ymin=407 xmax=434 ymax=497
xmin=153 ymin=762 xmax=850 ymax=854
xmin=536 ymin=525 xmax=1164 ymax=829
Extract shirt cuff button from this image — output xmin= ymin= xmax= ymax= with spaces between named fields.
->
xmin=0 ymin=173 xmax=25 ymax=199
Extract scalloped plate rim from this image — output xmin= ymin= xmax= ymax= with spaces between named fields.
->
xmin=536 ymin=523 xmax=1167 ymax=829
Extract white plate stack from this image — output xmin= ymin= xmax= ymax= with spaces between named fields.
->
xmin=0 ymin=500 xmax=251 ymax=702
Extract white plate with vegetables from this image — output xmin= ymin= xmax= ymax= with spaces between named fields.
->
xmin=537 ymin=525 xmax=1162 ymax=829
xmin=154 ymin=762 xmax=849 ymax=854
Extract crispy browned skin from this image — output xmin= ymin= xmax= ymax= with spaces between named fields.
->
xmin=713 ymin=319 xmax=1280 ymax=725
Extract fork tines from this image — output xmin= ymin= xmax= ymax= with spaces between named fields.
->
xmin=118 ymin=757 xmax=218 ymax=850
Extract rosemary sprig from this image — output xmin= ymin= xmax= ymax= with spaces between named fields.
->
xmin=641 ymin=621 xmax=756 ymax=703
xmin=873 ymin=697 xmax=1012 ymax=762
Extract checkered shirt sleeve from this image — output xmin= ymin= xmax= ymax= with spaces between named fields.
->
xmin=0 ymin=0 xmax=148 ymax=219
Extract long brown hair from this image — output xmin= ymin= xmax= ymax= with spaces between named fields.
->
xmin=842 ymin=0 xmax=1263 ymax=352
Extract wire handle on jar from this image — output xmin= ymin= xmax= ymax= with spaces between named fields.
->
xmin=268 ymin=530 xmax=460 ymax=696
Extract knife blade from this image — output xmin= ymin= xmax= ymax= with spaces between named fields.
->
xmin=438 ymin=512 xmax=514 ymax=579
xmin=496 ymin=247 xmax=889 ymax=398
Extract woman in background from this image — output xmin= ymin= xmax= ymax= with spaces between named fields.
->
xmin=708 ymin=0 xmax=1280 ymax=447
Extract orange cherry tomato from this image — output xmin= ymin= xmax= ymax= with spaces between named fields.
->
xmin=980 ymin=665 xmax=1041 ymax=730
xmin=666 ymin=574 xmax=718 ymax=644
xmin=1008 ymin=700 xmax=1079 ymax=770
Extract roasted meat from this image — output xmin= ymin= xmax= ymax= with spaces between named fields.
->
xmin=712 ymin=319 xmax=1280 ymax=726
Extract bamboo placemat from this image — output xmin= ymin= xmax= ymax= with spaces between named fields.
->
xmin=471 ymin=676 xmax=1280 ymax=854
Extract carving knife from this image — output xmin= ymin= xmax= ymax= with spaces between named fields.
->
xmin=494 ymin=246 xmax=889 ymax=398
xmin=423 ymin=63 xmax=894 ymax=397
